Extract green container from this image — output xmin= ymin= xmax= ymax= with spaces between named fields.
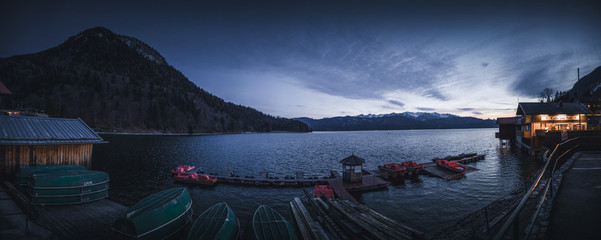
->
xmin=113 ymin=188 xmax=193 ymax=240
xmin=188 ymin=202 xmax=239 ymax=240
xmin=248 ymin=205 xmax=298 ymax=240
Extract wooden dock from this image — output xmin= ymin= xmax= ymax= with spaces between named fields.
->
xmin=290 ymin=190 xmax=426 ymax=240
xmin=421 ymin=162 xmax=478 ymax=180
xmin=327 ymin=171 xmax=390 ymax=204
xmin=201 ymin=171 xmax=330 ymax=187
xmin=2 ymin=181 xmax=127 ymax=240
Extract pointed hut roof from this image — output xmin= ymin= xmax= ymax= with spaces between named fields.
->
xmin=0 ymin=81 xmax=11 ymax=95
xmin=340 ymin=154 xmax=365 ymax=165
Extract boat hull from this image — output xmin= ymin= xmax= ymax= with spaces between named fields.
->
xmin=247 ymin=205 xmax=297 ymax=240
xmin=113 ymin=188 xmax=193 ymax=240
xmin=188 ymin=202 xmax=239 ymax=240
xmin=20 ymin=168 xmax=110 ymax=205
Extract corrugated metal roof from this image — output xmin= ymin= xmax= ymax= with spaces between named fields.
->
xmin=0 ymin=116 xmax=104 ymax=145
xmin=517 ymin=102 xmax=593 ymax=115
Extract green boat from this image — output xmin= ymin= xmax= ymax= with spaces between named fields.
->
xmin=15 ymin=165 xmax=87 ymax=192
xmin=113 ymin=188 xmax=193 ymax=240
xmin=188 ymin=202 xmax=239 ymax=240
xmin=21 ymin=168 xmax=110 ymax=205
xmin=247 ymin=205 xmax=298 ymax=240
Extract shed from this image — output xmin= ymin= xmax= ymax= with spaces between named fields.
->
xmin=340 ymin=154 xmax=365 ymax=184
xmin=0 ymin=116 xmax=105 ymax=179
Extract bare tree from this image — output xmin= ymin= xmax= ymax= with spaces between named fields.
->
xmin=538 ymin=88 xmax=554 ymax=103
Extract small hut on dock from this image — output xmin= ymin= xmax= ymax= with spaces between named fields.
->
xmin=340 ymin=154 xmax=365 ymax=184
xmin=0 ymin=116 xmax=104 ymax=179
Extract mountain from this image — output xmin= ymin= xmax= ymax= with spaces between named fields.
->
xmin=559 ymin=66 xmax=601 ymax=101
xmin=294 ymin=112 xmax=496 ymax=131
xmin=0 ymin=27 xmax=309 ymax=133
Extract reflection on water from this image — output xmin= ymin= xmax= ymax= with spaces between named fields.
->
xmin=92 ymin=128 xmax=539 ymax=237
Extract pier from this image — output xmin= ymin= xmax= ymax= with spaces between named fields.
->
xmin=1 ymin=181 xmax=127 ymax=240
xmin=290 ymin=189 xmax=426 ymax=240
xmin=327 ymin=170 xmax=389 ymax=204
xmin=203 ymin=171 xmax=330 ymax=187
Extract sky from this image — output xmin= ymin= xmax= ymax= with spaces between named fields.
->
xmin=2 ymin=0 xmax=601 ymax=119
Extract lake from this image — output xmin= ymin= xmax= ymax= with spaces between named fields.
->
xmin=92 ymin=128 xmax=539 ymax=237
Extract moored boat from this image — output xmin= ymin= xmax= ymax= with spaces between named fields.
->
xmin=21 ymin=168 xmax=110 ymax=205
xmin=173 ymin=172 xmax=218 ymax=186
xmin=247 ymin=205 xmax=298 ymax=240
xmin=378 ymin=163 xmax=406 ymax=174
xmin=435 ymin=160 xmax=466 ymax=173
xmin=15 ymin=165 xmax=87 ymax=192
xmin=312 ymin=185 xmax=335 ymax=199
xmin=171 ymin=165 xmax=195 ymax=175
xmin=188 ymin=202 xmax=239 ymax=240
xmin=113 ymin=187 xmax=193 ymax=240
xmin=400 ymin=161 xmax=423 ymax=171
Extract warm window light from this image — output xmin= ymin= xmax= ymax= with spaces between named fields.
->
xmin=557 ymin=114 xmax=567 ymax=120
xmin=540 ymin=115 xmax=549 ymax=121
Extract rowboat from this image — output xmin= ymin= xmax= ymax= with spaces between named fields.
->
xmin=247 ymin=205 xmax=298 ymax=240
xmin=113 ymin=188 xmax=193 ymax=240
xmin=432 ymin=153 xmax=477 ymax=162
xmin=173 ymin=172 xmax=218 ymax=186
xmin=188 ymin=202 xmax=239 ymax=240
xmin=23 ymin=168 xmax=109 ymax=205
xmin=435 ymin=160 xmax=466 ymax=173
xmin=15 ymin=165 xmax=87 ymax=192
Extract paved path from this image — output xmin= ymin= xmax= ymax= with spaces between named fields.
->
xmin=548 ymin=152 xmax=601 ymax=240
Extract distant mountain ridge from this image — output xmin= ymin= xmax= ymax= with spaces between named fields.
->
xmin=0 ymin=27 xmax=309 ymax=133
xmin=295 ymin=112 xmax=496 ymax=131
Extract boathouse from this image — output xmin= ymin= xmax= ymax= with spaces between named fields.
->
xmin=514 ymin=102 xmax=592 ymax=154
xmin=340 ymin=154 xmax=365 ymax=184
xmin=0 ymin=116 xmax=104 ymax=179
xmin=495 ymin=117 xmax=520 ymax=143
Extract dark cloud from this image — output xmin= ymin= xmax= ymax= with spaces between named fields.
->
xmin=458 ymin=108 xmax=474 ymax=111
xmin=508 ymin=51 xmax=577 ymax=97
xmin=472 ymin=111 xmax=483 ymax=115
xmin=481 ymin=62 xmax=489 ymax=68
xmin=388 ymin=100 xmax=405 ymax=107
xmin=417 ymin=107 xmax=435 ymax=111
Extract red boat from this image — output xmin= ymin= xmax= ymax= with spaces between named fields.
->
xmin=170 ymin=165 xmax=195 ymax=175
xmin=313 ymin=185 xmax=335 ymax=199
xmin=400 ymin=161 xmax=423 ymax=171
xmin=435 ymin=160 xmax=466 ymax=173
xmin=378 ymin=163 xmax=407 ymax=174
xmin=173 ymin=172 xmax=218 ymax=186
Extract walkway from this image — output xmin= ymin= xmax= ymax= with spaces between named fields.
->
xmin=0 ymin=183 xmax=51 ymax=240
xmin=548 ymin=151 xmax=601 ymax=239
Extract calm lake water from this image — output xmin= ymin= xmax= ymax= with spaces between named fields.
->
xmin=92 ymin=128 xmax=539 ymax=237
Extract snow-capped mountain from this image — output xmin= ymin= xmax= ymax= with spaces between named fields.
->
xmin=294 ymin=112 xmax=494 ymax=131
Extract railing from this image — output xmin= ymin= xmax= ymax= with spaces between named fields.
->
xmin=493 ymin=137 xmax=581 ymax=240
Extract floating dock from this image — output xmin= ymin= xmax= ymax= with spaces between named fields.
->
xmin=201 ymin=171 xmax=330 ymax=187
xmin=290 ymin=190 xmax=426 ymax=240
xmin=421 ymin=163 xmax=478 ymax=180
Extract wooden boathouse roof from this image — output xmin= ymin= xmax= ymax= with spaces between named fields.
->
xmin=340 ymin=154 xmax=365 ymax=165
xmin=516 ymin=102 xmax=592 ymax=116
xmin=0 ymin=116 xmax=104 ymax=145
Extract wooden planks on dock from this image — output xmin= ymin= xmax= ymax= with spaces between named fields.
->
xmin=292 ymin=189 xmax=426 ymax=240
xmin=203 ymin=172 xmax=329 ymax=187
xmin=421 ymin=162 xmax=479 ymax=180
xmin=35 ymin=199 xmax=127 ymax=239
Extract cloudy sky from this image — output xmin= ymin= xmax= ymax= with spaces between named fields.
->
xmin=2 ymin=0 xmax=600 ymax=119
